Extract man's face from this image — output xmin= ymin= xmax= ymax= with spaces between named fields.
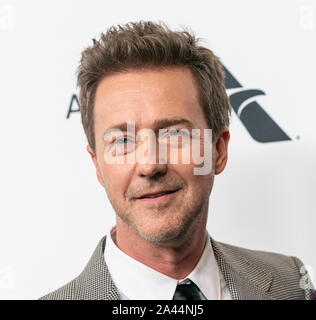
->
xmin=88 ymin=66 xmax=229 ymax=244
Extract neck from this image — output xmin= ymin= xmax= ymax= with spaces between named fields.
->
xmin=114 ymin=214 xmax=208 ymax=279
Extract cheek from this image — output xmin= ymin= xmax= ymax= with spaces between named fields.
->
xmin=172 ymin=162 xmax=194 ymax=179
xmin=173 ymin=163 xmax=213 ymax=195
xmin=102 ymin=164 xmax=130 ymax=197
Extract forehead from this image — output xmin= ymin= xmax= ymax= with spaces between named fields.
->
xmin=93 ymin=66 xmax=207 ymax=134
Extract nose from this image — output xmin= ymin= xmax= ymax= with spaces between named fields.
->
xmin=136 ymin=162 xmax=168 ymax=179
xmin=134 ymin=129 xmax=168 ymax=178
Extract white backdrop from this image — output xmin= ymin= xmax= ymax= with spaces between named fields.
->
xmin=0 ymin=0 xmax=315 ymax=299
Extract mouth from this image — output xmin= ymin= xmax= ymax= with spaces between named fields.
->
xmin=137 ymin=189 xmax=179 ymax=199
xmin=134 ymin=188 xmax=181 ymax=202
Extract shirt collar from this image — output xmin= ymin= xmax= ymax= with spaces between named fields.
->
xmin=104 ymin=225 xmax=221 ymax=300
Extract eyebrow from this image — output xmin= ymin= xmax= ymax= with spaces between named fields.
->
xmin=103 ymin=117 xmax=194 ymax=138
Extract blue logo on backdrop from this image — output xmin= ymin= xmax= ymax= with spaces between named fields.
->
xmin=66 ymin=65 xmax=291 ymax=143
xmin=223 ymin=65 xmax=291 ymax=143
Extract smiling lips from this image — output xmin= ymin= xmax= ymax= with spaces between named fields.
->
xmin=135 ymin=188 xmax=180 ymax=201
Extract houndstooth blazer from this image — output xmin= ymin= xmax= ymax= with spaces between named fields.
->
xmin=39 ymin=235 xmax=315 ymax=300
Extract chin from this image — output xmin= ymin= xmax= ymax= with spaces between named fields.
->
xmin=134 ymin=217 xmax=192 ymax=245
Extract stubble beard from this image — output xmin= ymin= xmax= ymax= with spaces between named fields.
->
xmin=114 ymin=196 xmax=208 ymax=248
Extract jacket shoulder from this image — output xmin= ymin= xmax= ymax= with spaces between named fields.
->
xmin=39 ymin=278 xmax=77 ymax=300
xmin=217 ymin=242 xmax=292 ymax=269
xmin=214 ymin=240 xmax=314 ymax=299
xmin=216 ymin=240 xmax=299 ymax=269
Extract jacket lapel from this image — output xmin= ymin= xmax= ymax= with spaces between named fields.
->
xmin=210 ymin=237 xmax=275 ymax=300
xmin=75 ymin=235 xmax=121 ymax=300
xmin=76 ymin=235 xmax=275 ymax=300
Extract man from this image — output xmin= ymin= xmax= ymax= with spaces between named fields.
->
xmin=40 ymin=21 xmax=314 ymax=300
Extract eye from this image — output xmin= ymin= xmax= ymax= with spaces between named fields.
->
xmin=158 ymin=128 xmax=191 ymax=148
xmin=165 ymin=129 xmax=190 ymax=137
xmin=167 ymin=129 xmax=180 ymax=136
xmin=111 ymin=135 xmax=136 ymax=146
xmin=113 ymin=136 xmax=129 ymax=145
xmin=109 ymin=136 xmax=136 ymax=155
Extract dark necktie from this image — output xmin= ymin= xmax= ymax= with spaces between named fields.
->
xmin=172 ymin=279 xmax=204 ymax=300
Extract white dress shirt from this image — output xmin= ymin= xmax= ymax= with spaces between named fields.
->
xmin=104 ymin=225 xmax=232 ymax=300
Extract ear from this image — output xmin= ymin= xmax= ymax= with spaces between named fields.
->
xmin=86 ymin=144 xmax=105 ymax=187
xmin=214 ymin=128 xmax=230 ymax=175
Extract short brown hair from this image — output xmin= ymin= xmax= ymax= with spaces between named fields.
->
xmin=76 ymin=20 xmax=231 ymax=154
